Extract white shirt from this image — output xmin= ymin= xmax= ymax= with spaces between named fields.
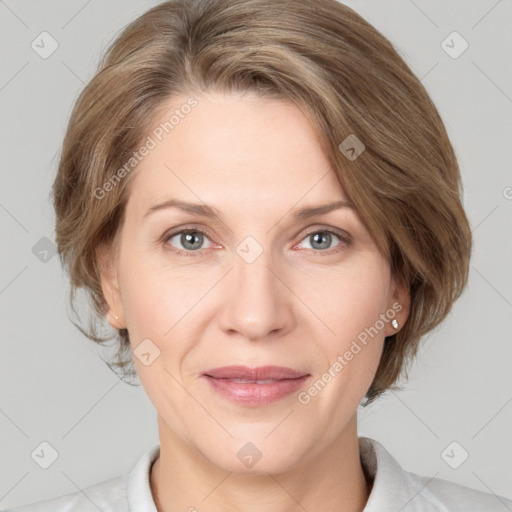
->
xmin=6 ymin=437 xmax=511 ymax=511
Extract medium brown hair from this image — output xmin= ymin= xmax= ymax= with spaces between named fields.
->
xmin=52 ymin=0 xmax=471 ymax=403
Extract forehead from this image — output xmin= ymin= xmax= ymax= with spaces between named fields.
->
xmin=125 ymin=92 xmax=347 ymax=217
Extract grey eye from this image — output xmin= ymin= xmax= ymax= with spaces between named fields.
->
xmin=301 ymin=231 xmax=342 ymax=251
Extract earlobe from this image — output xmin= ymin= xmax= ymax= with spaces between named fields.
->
xmin=96 ymin=244 xmax=126 ymax=329
xmin=386 ymin=277 xmax=410 ymax=336
xmin=107 ymin=310 xmax=122 ymax=329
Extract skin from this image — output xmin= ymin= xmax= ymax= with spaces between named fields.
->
xmin=98 ymin=90 xmax=410 ymax=512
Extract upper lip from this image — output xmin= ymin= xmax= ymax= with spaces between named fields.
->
xmin=203 ymin=365 xmax=309 ymax=380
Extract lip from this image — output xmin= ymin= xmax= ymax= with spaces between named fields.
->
xmin=202 ymin=365 xmax=311 ymax=406
xmin=203 ymin=365 xmax=308 ymax=380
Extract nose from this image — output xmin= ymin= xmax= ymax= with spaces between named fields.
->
xmin=216 ymin=246 xmax=295 ymax=341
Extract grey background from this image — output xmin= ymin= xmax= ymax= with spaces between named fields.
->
xmin=1 ymin=0 xmax=511 ymax=508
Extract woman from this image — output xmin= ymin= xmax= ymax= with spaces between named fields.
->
xmin=7 ymin=0 xmax=511 ymax=510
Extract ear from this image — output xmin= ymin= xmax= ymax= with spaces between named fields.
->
xmin=384 ymin=275 xmax=410 ymax=337
xmin=96 ymin=243 xmax=126 ymax=330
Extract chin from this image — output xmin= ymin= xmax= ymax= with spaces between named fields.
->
xmin=194 ymin=432 xmax=307 ymax=476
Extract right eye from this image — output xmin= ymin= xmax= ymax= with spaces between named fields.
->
xmin=163 ymin=228 xmax=215 ymax=257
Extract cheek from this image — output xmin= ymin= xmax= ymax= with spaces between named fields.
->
xmin=118 ymin=264 xmax=205 ymax=414
xmin=302 ymin=258 xmax=390 ymax=392
xmin=121 ymin=268 xmax=203 ymax=343
xmin=296 ymin=256 xmax=392 ymax=343
xmin=116 ymin=233 xmax=201 ymax=333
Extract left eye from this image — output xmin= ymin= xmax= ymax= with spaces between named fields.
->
xmin=298 ymin=230 xmax=344 ymax=251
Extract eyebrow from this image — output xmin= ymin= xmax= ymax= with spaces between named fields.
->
xmin=143 ymin=198 xmax=354 ymax=221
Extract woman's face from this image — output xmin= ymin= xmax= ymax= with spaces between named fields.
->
xmin=100 ymin=91 xmax=407 ymax=473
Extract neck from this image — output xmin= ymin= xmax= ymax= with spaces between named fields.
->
xmin=150 ymin=415 xmax=372 ymax=512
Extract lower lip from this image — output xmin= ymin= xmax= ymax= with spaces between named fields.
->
xmin=203 ymin=375 xmax=310 ymax=406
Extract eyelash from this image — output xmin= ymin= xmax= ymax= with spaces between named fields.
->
xmin=162 ymin=224 xmax=352 ymax=259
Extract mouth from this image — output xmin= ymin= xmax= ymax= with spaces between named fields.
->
xmin=214 ymin=378 xmax=287 ymax=384
xmin=203 ymin=365 xmax=309 ymax=380
xmin=202 ymin=365 xmax=311 ymax=406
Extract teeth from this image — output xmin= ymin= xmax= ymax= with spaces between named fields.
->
xmin=229 ymin=378 xmax=277 ymax=384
